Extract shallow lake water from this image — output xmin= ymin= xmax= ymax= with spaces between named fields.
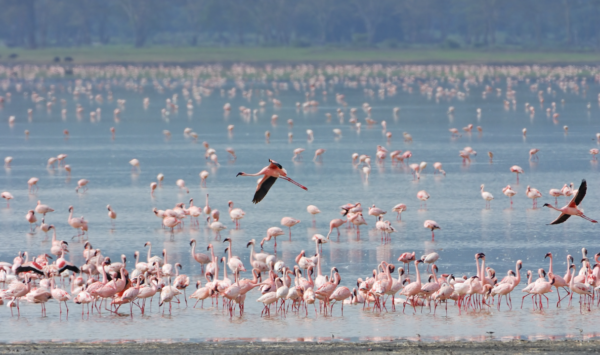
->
xmin=1 ymin=66 xmax=600 ymax=342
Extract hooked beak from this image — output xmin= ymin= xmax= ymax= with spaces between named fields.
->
xmin=544 ymin=253 xmax=551 ymax=259
xmin=223 ymin=238 xmax=230 ymax=243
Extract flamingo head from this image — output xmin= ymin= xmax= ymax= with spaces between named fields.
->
xmin=223 ymin=238 xmax=230 ymax=243
xmin=544 ymin=252 xmax=552 ymax=259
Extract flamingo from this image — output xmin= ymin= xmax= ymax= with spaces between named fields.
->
xmin=392 ymin=204 xmax=407 ymax=220
xmin=261 ymin=227 xmax=285 ymax=250
xmin=35 ymin=200 xmax=54 ymax=216
xmin=510 ymin=165 xmax=524 ymax=183
xmin=417 ymin=190 xmax=430 ymax=208
xmin=480 ymin=184 xmax=494 ymax=208
xmin=1 ymin=191 xmax=13 ymax=207
xmin=549 ymin=188 xmax=564 ymax=206
xmin=544 ymin=180 xmax=597 ymax=224
xmin=423 ymin=220 xmax=441 ymax=240
xmin=236 ymin=159 xmax=307 ymax=203
xmin=189 ymin=239 xmax=210 ymax=273
xmin=545 ymin=252 xmax=570 ymax=306
xmin=281 ymin=217 xmax=300 ymax=238
xmin=307 ymin=205 xmax=321 ymax=226
xmin=526 ymin=185 xmax=542 ymax=209
xmin=398 ymin=252 xmax=416 ymax=274
xmin=228 ymin=201 xmax=245 ymax=229
xmin=326 ymin=218 xmax=345 ymax=239
xmin=502 ymin=185 xmax=516 ymax=206
xmin=399 ymin=259 xmax=424 ymax=312
xmin=107 ymin=205 xmax=117 ymax=226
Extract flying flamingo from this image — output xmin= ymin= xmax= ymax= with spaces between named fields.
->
xmin=236 ymin=159 xmax=307 ymax=204
xmin=424 ymin=220 xmax=440 ymax=240
xmin=544 ymin=180 xmax=597 ymax=224
xmin=510 ymin=165 xmax=524 ymax=183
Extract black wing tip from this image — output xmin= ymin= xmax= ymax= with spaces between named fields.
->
xmin=59 ymin=265 xmax=80 ymax=274
xmin=15 ymin=266 xmax=44 ymax=275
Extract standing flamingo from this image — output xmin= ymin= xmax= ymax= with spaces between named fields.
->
xmin=480 ymin=184 xmax=494 ymax=208
xmin=392 ymin=204 xmax=407 ymax=220
xmin=423 ymin=220 xmax=441 ymax=240
xmin=526 ymin=185 xmax=542 ymax=208
xmin=510 ymin=165 xmax=524 ymax=183
xmin=281 ymin=217 xmax=300 ymax=238
xmin=502 ymin=185 xmax=516 ymax=206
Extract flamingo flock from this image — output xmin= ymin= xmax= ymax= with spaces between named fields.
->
xmin=2 ymin=62 xmax=600 ymax=326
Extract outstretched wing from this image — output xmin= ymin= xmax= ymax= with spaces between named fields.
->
xmin=15 ymin=265 xmax=44 ymax=275
xmin=549 ymin=213 xmax=571 ymax=225
xmin=253 ymin=176 xmax=277 ymax=204
xmin=572 ymin=179 xmax=587 ymax=206
xmin=58 ymin=264 xmax=80 ymax=274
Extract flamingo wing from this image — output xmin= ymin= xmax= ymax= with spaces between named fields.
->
xmin=253 ymin=176 xmax=277 ymax=204
xmin=571 ymin=179 xmax=587 ymax=206
xmin=15 ymin=265 xmax=45 ymax=275
xmin=549 ymin=213 xmax=571 ymax=225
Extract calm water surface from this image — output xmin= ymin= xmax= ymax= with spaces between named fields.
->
xmin=1 ymin=72 xmax=600 ymax=342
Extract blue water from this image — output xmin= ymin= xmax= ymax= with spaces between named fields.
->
xmin=0 ymin=67 xmax=600 ymax=342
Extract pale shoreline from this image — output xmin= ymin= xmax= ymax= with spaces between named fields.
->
xmin=2 ymin=339 xmax=600 ymax=354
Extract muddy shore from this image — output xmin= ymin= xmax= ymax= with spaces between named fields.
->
xmin=1 ymin=339 xmax=600 ymax=354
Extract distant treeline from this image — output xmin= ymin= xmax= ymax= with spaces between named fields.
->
xmin=1 ymin=0 xmax=598 ymax=50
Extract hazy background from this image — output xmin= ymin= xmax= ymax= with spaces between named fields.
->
xmin=1 ymin=0 xmax=598 ymax=51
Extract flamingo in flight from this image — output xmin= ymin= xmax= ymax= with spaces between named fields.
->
xmin=544 ymin=180 xmax=597 ymax=225
xmin=237 ymin=159 xmax=307 ymax=204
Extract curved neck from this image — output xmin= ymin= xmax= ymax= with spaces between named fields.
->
xmin=147 ymin=244 xmax=152 ymax=262
xmin=191 ymin=241 xmax=196 ymax=256
xmin=548 ymin=255 xmax=554 ymax=274
xmin=415 ymin=261 xmax=421 ymax=286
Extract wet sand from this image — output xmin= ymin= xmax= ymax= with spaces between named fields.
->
xmin=1 ymin=340 xmax=599 ymax=355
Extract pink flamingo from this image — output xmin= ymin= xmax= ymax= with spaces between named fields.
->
xmin=326 ymin=218 xmax=345 ymax=239
xmin=281 ymin=217 xmax=300 ymax=238
xmin=544 ymin=180 xmax=597 ymax=224
xmin=398 ymin=252 xmax=416 ymax=274
xmin=525 ymin=185 xmax=542 ymax=208
xmin=545 ymin=252 xmax=570 ymax=306
xmin=502 ymin=185 xmax=516 ymax=206
xmin=510 ymin=165 xmax=524 ymax=183
xmin=399 ymin=259 xmax=424 ymax=312
xmin=417 ymin=190 xmax=430 ymax=208
xmin=261 ymin=227 xmax=285 ymax=250
xmin=423 ymin=220 xmax=440 ymax=240
xmin=1 ymin=191 xmax=13 ymax=207
xmin=237 ymin=159 xmax=307 ymax=203
xmin=392 ymin=203 xmax=407 ymax=220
